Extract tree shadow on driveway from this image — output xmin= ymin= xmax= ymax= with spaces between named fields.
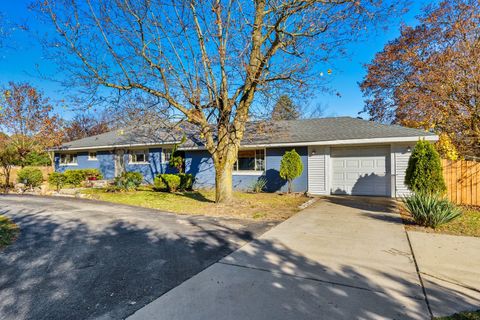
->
xmin=0 ymin=196 xmax=268 ymax=320
xmin=0 ymin=196 xmax=476 ymax=320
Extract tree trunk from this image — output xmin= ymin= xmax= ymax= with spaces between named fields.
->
xmin=2 ymin=168 xmax=11 ymax=193
xmin=288 ymin=180 xmax=292 ymax=194
xmin=215 ymin=161 xmax=233 ymax=203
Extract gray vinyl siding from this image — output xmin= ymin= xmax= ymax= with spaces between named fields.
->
xmin=307 ymin=146 xmax=329 ymax=195
xmin=393 ymin=143 xmax=412 ymax=197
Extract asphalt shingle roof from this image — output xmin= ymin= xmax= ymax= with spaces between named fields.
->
xmin=57 ymin=117 xmax=436 ymax=150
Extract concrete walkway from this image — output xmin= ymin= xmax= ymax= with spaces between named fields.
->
xmin=408 ymin=231 xmax=480 ymax=317
xmin=128 ymin=197 xmax=430 ymax=320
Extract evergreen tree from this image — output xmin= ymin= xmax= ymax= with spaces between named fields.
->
xmin=405 ymin=140 xmax=446 ymax=194
xmin=279 ymin=149 xmax=303 ymax=193
xmin=271 ymin=95 xmax=300 ymax=121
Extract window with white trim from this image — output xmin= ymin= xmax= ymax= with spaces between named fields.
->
xmin=60 ymin=153 xmax=77 ymax=165
xmin=234 ymin=149 xmax=265 ymax=171
xmin=130 ymin=149 xmax=149 ymax=163
xmin=88 ymin=152 xmax=97 ymax=160
xmin=162 ymin=148 xmax=173 ymax=163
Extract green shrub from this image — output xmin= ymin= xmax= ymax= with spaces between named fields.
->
xmin=405 ymin=140 xmax=446 ymax=194
xmin=82 ymin=169 xmax=103 ymax=180
xmin=63 ymin=169 xmax=103 ymax=187
xmin=178 ymin=173 xmax=194 ymax=191
xmin=114 ymin=171 xmax=143 ymax=191
xmin=153 ymin=176 xmax=167 ymax=191
xmin=64 ymin=170 xmax=86 ymax=187
xmin=24 ymin=151 xmax=51 ymax=166
xmin=251 ymin=177 xmax=267 ymax=193
xmin=17 ymin=167 xmax=43 ymax=189
xmin=159 ymin=174 xmax=181 ymax=192
xmin=279 ymin=149 xmax=303 ymax=193
xmin=48 ymin=172 xmax=67 ymax=191
xmin=403 ymin=192 xmax=462 ymax=228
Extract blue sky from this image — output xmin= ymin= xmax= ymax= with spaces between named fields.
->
xmin=0 ymin=0 xmax=435 ymax=120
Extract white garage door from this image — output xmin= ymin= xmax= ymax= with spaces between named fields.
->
xmin=331 ymin=146 xmax=391 ymax=196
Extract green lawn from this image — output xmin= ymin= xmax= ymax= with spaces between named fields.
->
xmin=434 ymin=208 xmax=480 ymax=237
xmin=0 ymin=215 xmax=19 ymax=249
xmin=402 ymin=206 xmax=480 ymax=237
xmin=435 ymin=310 xmax=480 ymax=320
xmin=81 ymin=188 xmax=309 ymax=221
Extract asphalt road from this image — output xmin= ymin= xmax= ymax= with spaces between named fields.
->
xmin=0 ymin=195 xmax=273 ymax=320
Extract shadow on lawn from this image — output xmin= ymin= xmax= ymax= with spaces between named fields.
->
xmin=177 ymin=191 xmax=215 ymax=203
xmin=0 ymin=196 xmax=475 ymax=320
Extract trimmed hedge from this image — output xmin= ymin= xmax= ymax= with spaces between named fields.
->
xmin=279 ymin=149 xmax=303 ymax=193
xmin=64 ymin=169 xmax=103 ymax=187
xmin=178 ymin=173 xmax=194 ymax=191
xmin=155 ymin=173 xmax=194 ymax=192
xmin=160 ymin=174 xmax=181 ymax=192
xmin=153 ymin=176 xmax=167 ymax=191
xmin=48 ymin=172 xmax=67 ymax=191
xmin=17 ymin=167 xmax=44 ymax=189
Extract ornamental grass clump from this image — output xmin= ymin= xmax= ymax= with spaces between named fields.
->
xmin=251 ymin=177 xmax=267 ymax=193
xmin=403 ymin=192 xmax=461 ymax=228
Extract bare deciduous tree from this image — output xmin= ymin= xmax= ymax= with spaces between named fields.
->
xmin=63 ymin=113 xmax=110 ymax=142
xmin=36 ymin=0 xmax=398 ymax=202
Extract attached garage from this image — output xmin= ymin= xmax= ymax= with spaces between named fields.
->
xmin=307 ymin=144 xmax=398 ymax=197
xmin=330 ymin=146 xmax=391 ymax=196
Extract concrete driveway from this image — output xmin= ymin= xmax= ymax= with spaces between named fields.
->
xmin=129 ymin=197 xmax=431 ymax=320
xmin=0 ymin=195 xmax=272 ymax=320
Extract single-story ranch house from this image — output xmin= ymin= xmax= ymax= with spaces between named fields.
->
xmin=53 ymin=117 xmax=437 ymax=197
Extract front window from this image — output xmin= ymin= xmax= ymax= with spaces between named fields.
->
xmin=88 ymin=152 xmax=97 ymax=160
xmin=130 ymin=149 xmax=149 ymax=164
xmin=234 ymin=149 xmax=265 ymax=171
xmin=162 ymin=148 xmax=173 ymax=163
xmin=60 ymin=153 xmax=77 ymax=165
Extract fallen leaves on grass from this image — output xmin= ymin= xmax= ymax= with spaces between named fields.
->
xmin=0 ymin=215 xmax=19 ymax=249
xmin=81 ymin=188 xmax=310 ymax=221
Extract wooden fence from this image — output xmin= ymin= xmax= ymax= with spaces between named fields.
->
xmin=1 ymin=166 xmax=53 ymax=185
xmin=442 ymin=159 xmax=480 ymax=206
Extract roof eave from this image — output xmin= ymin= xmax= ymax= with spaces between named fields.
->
xmin=51 ymin=135 xmax=438 ymax=152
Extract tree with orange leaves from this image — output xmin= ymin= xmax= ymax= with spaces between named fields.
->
xmin=361 ymin=0 xmax=480 ymax=158
xmin=0 ymin=82 xmax=63 ymax=166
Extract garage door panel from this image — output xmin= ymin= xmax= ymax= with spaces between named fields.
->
xmin=333 ymin=172 xmax=345 ymax=180
xmin=346 ymin=160 xmax=359 ymax=168
xmin=332 ymin=160 xmax=345 ymax=168
xmin=361 ymin=159 xmax=374 ymax=168
xmin=331 ymin=146 xmax=390 ymax=196
xmin=346 ymin=172 xmax=360 ymax=180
